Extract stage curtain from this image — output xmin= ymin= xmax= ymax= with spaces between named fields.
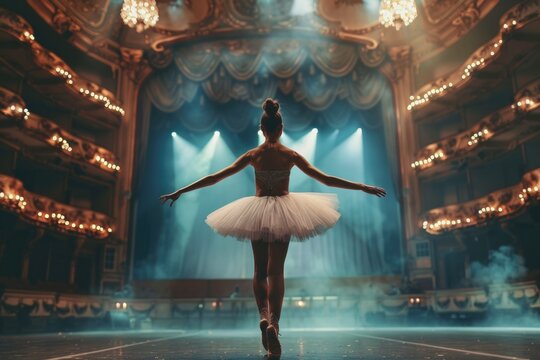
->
xmin=145 ymin=64 xmax=388 ymax=115
xmin=145 ymin=39 xmax=387 ymax=113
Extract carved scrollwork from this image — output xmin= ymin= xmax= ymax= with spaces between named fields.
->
xmin=422 ymin=0 xmax=469 ymax=25
xmin=500 ymin=0 xmax=540 ymax=29
xmin=451 ymin=1 xmax=481 ymax=35
xmin=120 ymin=47 xmax=150 ymax=83
xmin=64 ymin=0 xmax=110 ymax=28
xmin=0 ymin=87 xmax=26 ymax=112
xmin=52 ymin=8 xmax=80 ymax=34
xmin=0 ymin=8 xmax=35 ymax=42
xmin=148 ymin=48 xmax=173 ymax=69
xmin=384 ymin=45 xmax=410 ymax=82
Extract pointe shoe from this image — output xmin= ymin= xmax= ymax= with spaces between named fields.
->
xmin=266 ymin=314 xmax=281 ymax=356
xmin=259 ymin=317 xmax=269 ymax=350
xmin=259 ymin=308 xmax=269 ymax=351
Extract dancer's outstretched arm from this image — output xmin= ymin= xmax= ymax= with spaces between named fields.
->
xmin=160 ymin=151 xmax=252 ymax=206
xmin=292 ymin=151 xmax=386 ymax=197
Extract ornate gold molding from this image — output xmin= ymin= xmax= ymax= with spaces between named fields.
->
xmin=408 ymin=0 xmax=540 ymax=112
xmin=385 ymin=46 xmax=412 ymax=83
xmin=411 ymin=78 xmax=540 ymax=171
xmin=0 ymin=174 xmax=115 ymax=239
xmin=0 ymin=87 xmax=120 ymax=174
xmin=51 ymin=7 xmax=80 ymax=34
xmin=25 ymin=0 xmax=384 ymax=68
xmin=420 ymin=168 xmax=540 ymax=235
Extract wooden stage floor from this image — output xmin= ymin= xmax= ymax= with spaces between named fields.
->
xmin=1 ymin=327 xmax=538 ymax=359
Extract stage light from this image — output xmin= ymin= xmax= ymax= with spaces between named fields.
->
xmin=291 ymin=0 xmax=314 ymax=16
xmin=356 ymin=128 xmax=362 ymax=134
xmin=171 ymin=132 xmax=177 ymax=137
xmin=311 ymin=128 xmax=318 ymax=134
xmin=214 ymin=130 xmax=220 ymax=137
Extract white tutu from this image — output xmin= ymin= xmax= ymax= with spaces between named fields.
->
xmin=205 ymin=192 xmax=340 ymax=242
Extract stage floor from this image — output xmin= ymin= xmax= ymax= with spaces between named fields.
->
xmin=1 ymin=327 xmax=538 ymax=359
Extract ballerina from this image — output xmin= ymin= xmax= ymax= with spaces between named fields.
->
xmin=160 ymin=98 xmax=386 ymax=357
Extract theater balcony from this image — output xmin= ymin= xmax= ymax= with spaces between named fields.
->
xmin=0 ymin=8 xmax=124 ymax=128
xmin=406 ymin=1 xmax=540 ymax=122
xmin=0 ymin=87 xmax=120 ymax=179
xmin=411 ymin=78 xmax=540 ymax=176
xmin=0 ymin=174 xmax=115 ymax=239
xmin=420 ymin=168 xmax=540 ymax=235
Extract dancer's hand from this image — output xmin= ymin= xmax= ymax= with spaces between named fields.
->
xmin=159 ymin=191 xmax=182 ymax=207
xmin=362 ymin=185 xmax=386 ymax=197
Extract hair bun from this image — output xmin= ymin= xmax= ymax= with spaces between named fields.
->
xmin=262 ymin=98 xmax=279 ymax=116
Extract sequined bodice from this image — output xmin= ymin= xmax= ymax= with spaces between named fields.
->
xmin=255 ymin=169 xmax=290 ymax=196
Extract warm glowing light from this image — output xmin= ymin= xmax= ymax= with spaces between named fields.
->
xmin=379 ymin=0 xmax=418 ymax=30
xmin=290 ymin=0 xmax=314 ymax=16
xmin=121 ymin=0 xmax=159 ymax=33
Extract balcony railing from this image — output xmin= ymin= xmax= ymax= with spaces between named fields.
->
xmin=0 ymin=8 xmax=125 ymax=121
xmin=411 ymin=78 xmax=540 ymax=172
xmin=0 ymin=87 xmax=120 ymax=174
xmin=420 ymin=168 xmax=540 ymax=235
xmin=0 ymin=174 xmax=114 ymax=239
xmin=407 ymin=0 xmax=540 ymax=117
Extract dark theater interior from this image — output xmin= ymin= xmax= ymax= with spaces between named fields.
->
xmin=0 ymin=0 xmax=539 ymax=359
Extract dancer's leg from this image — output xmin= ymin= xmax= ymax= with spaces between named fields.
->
xmin=267 ymin=239 xmax=290 ymax=324
xmin=251 ymin=240 xmax=271 ymax=351
xmin=250 ymin=240 xmax=269 ymax=316
xmin=266 ymin=239 xmax=290 ymax=355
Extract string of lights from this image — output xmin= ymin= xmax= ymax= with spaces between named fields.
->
xmin=406 ymin=1 xmax=537 ymax=112
xmin=411 ymin=80 xmax=539 ymax=171
xmin=0 ymin=175 xmax=114 ymax=239
xmin=1 ymin=87 xmax=121 ymax=174
xmin=0 ymin=11 xmax=125 ymax=117
xmin=421 ymin=168 xmax=540 ymax=235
